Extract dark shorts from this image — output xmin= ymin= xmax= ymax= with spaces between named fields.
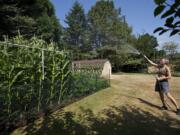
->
xmin=155 ymin=80 xmax=169 ymax=93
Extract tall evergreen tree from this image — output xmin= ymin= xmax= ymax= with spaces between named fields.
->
xmin=0 ymin=0 xmax=62 ymax=43
xmin=64 ymin=1 xmax=88 ymax=51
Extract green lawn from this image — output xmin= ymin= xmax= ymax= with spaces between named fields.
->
xmin=11 ymin=74 xmax=180 ymax=135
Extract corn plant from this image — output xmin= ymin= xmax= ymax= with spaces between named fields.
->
xmin=7 ymin=67 xmax=24 ymax=116
xmin=49 ymin=53 xmax=56 ymax=106
xmin=58 ymin=56 xmax=71 ymax=104
xmin=0 ymin=34 xmax=109 ymax=129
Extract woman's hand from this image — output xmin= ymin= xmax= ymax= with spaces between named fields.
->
xmin=156 ymin=75 xmax=168 ymax=81
xmin=155 ymin=76 xmax=160 ymax=81
xmin=143 ymin=55 xmax=158 ymax=67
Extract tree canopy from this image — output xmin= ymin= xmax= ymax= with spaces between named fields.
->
xmin=88 ymin=0 xmax=132 ymax=48
xmin=162 ymin=41 xmax=179 ymax=59
xmin=135 ymin=33 xmax=159 ymax=58
xmin=0 ymin=0 xmax=62 ymax=42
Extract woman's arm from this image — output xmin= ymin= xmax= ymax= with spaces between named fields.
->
xmin=143 ymin=55 xmax=158 ymax=67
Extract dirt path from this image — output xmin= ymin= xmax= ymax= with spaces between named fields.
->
xmin=11 ymin=74 xmax=180 ymax=135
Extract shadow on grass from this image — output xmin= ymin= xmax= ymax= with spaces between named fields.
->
xmin=137 ymin=98 xmax=161 ymax=109
xmin=117 ymin=93 xmax=176 ymax=113
xmin=15 ymin=105 xmax=180 ymax=135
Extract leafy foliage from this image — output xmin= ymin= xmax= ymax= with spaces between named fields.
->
xmin=69 ymin=71 xmax=108 ymax=98
xmin=0 ymin=0 xmax=62 ymax=42
xmin=135 ymin=33 xmax=159 ymax=58
xmin=88 ymin=0 xmax=132 ymax=48
xmin=0 ymin=35 xmax=109 ymax=130
xmin=173 ymin=53 xmax=180 ymax=72
xmin=162 ymin=41 xmax=179 ymax=59
xmin=96 ymin=46 xmax=146 ymax=72
xmin=153 ymin=0 xmax=180 ymax=36
xmin=0 ymin=35 xmax=71 ymax=121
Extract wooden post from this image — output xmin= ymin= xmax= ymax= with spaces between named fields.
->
xmin=42 ymin=49 xmax=45 ymax=80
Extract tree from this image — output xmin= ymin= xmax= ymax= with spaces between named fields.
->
xmin=153 ymin=0 xmax=180 ymax=36
xmin=135 ymin=33 xmax=159 ymax=58
xmin=36 ymin=13 xmax=62 ymax=42
xmin=88 ymin=0 xmax=132 ymax=49
xmin=173 ymin=53 xmax=180 ymax=71
xmin=0 ymin=0 xmax=62 ymax=43
xmin=96 ymin=46 xmax=145 ymax=72
xmin=162 ymin=41 xmax=179 ymax=59
xmin=64 ymin=1 xmax=89 ymax=52
xmin=86 ymin=0 xmax=141 ymax=72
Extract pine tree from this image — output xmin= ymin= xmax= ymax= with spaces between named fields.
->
xmin=64 ymin=1 xmax=88 ymax=52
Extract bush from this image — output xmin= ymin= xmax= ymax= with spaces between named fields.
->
xmin=69 ymin=71 xmax=109 ymax=98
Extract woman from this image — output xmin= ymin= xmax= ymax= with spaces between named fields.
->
xmin=144 ymin=55 xmax=180 ymax=115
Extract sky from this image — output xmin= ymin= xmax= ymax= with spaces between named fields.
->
xmin=51 ymin=0 xmax=179 ymax=50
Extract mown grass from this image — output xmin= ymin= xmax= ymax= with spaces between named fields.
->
xmin=11 ymin=74 xmax=180 ymax=135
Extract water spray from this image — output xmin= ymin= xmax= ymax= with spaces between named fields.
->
xmin=118 ymin=43 xmax=149 ymax=61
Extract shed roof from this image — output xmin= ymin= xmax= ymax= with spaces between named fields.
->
xmin=72 ymin=59 xmax=109 ymax=64
xmin=72 ymin=59 xmax=110 ymax=70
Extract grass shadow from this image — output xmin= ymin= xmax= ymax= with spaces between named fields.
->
xmin=117 ymin=93 xmax=176 ymax=113
xmin=12 ymin=105 xmax=180 ymax=135
xmin=137 ymin=98 xmax=161 ymax=109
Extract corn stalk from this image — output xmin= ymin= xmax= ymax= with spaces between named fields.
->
xmin=58 ymin=59 xmax=71 ymax=104
xmin=7 ymin=66 xmax=24 ymax=117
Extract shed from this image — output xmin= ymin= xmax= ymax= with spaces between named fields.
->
xmin=72 ymin=59 xmax=111 ymax=79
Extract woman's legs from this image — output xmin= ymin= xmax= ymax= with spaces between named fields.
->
xmin=165 ymin=92 xmax=179 ymax=110
xmin=159 ymin=91 xmax=166 ymax=107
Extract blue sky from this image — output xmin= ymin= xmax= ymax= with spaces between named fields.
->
xmin=51 ymin=0 xmax=179 ymax=49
